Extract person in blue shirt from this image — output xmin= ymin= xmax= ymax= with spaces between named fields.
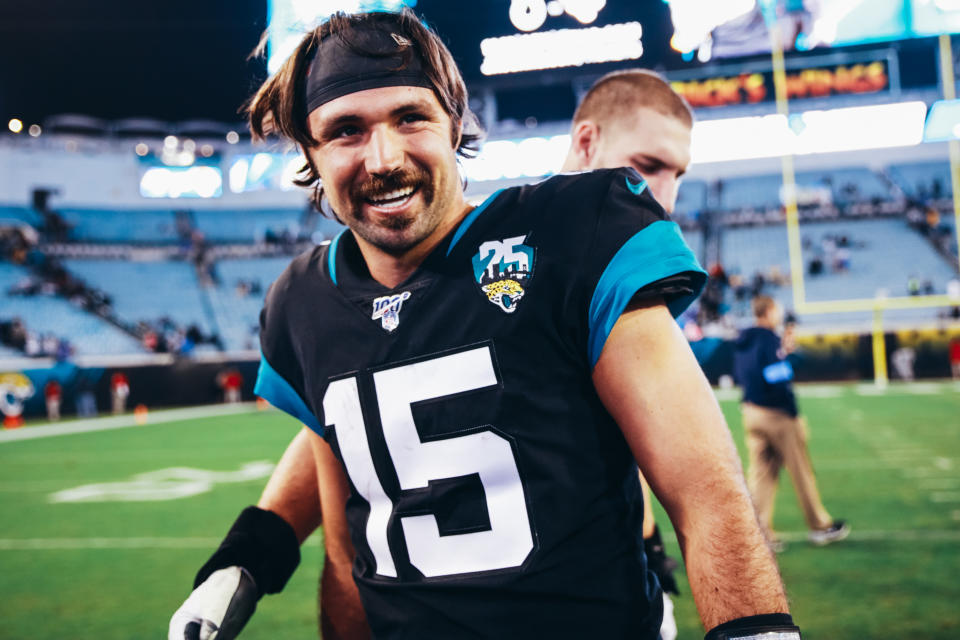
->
xmin=734 ymin=294 xmax=849 ymax=548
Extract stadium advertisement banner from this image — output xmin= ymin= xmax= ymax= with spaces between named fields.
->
xmin=671 ymin=60 xmax=889 ymax=109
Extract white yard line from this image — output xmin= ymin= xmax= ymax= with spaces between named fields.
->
xmin=0 ymin=403 xmax=261 ymax=444
xmin=930 ymin=492 xmax=960 ymax=503
xmin=775 ymin=529 xmax=960 ymax=543
xmin=0 ymin=535 xmax=322 ymax=550
xmin=918 ymin=478 xmax=960 ymax=489
xmin=0 ymin=537 xmax=223 ymax=550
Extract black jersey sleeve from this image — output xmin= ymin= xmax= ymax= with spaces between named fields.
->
xmin=582 ymin=167 xmax=707 ymax=367
xmin=252 ymin=256 xmax=324 ymax=434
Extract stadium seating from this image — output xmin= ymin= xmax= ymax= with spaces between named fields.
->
xmin=674 ymin=179 xmax=708 ymax=216
xmin=192 ymin=208 xmax=303 ymax=243
xmin=63 ymin=259 xmax=214 ymax=334
xmin=207 ymin=257 xmax=293 ymax=350
xmin=888 ymin=161 xmax=952 ymax=200
xmin=0 ymin=261 xmax=144 ymax=355
xmin=0 ymin=206 xmax=42 ymax=227
xmin=58 ymin=208 xmax=180 ymax=244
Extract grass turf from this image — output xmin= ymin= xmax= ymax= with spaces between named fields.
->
xmin=0 ymin=383 xmax=958 ymax=639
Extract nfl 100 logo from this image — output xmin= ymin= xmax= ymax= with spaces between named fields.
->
xmin=371 ymin=291 xmax=412 ymax=332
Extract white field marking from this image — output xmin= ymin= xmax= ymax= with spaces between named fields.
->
xmin=0 ymin=403 xmax=261 ymax=444
xmin=930 ymin=492 xmax=960 ymax=503
xmin=877 ymin=450 xmax=935 ymax=460
xmin=48 ymin=461 xmax=276 ymax=503
xmin=902 ymin=467 xmax=950 ymax=478
xmin=775 ymin=529 xmax=960 ymax=543
xmin=713 ymin=389 xmax=740 ymax=402
xmin=0 ymin=537 xmax=222 ymax=550
xmin=903 ymin=382 xmax=946 ymax=394
xmin=814 ymin=459 xmax=899 ymax=471
xmin=936 ymin=457 xmax=954 ymax=470
xmin=856 ymin=384 xmax=888 ymax=395
xmin=0 ymin=534 xmax=323 ymax=551
xmin=796 ymin=386 xmax=845 ymax=398
xmin=919 ymin=478 xmax=960 ymax=489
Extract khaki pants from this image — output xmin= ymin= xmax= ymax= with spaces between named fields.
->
xmin=741 ymin=402 xmax=833 ymax=533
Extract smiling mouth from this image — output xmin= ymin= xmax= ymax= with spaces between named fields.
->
xmin=364 ymin=185 xmax=419 ymax=210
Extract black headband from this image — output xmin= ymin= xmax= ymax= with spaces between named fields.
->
xmin=304 ymin=23 xmax=435 ymax=115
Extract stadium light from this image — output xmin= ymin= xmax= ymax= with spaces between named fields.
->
xmin=135 ymin=143 xmax=150 ymax=157
xmin=7 ymin=118 xmax=23 ymax=134
xmin=27 ymin=124 xmax=41 ymax=137
xmin=480 ymin=22 xmax=643 ymax=75
xmin=226 ymin=131 xmax=240 ymax=144
xmin=923 ymin=98 xmax=960 ymax=141
xmin=690 ymin=101 xmax=927 ymax=163
xmin=141 ymin=166 xmax=223 ymax=198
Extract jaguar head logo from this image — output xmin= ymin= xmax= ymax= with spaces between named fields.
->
xmin=481 ymin=279 xmax=525 ymax=314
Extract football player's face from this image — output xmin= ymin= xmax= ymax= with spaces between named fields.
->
xmin=307 ymin=86 xmax=463 ymax=256
xmin=591 ymin=107 xmax=691 ymax=214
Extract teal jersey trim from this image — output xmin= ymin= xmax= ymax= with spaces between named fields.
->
xmin=254 ymin=353 xmax=323 ymax=434
xmin=625 ymin=175 xmax=648 ymax=196
xmin=327 ymin=230 xmax=345 ymax=286
xmin=587 ymin=220 xmax=707 ymax=368
xmin=446 ymin=189 xmax=505 ymax=256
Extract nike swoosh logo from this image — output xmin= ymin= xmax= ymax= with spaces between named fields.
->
xmin=625 ymin=175 xmax=648 ymax=196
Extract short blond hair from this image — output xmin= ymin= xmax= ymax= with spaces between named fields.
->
xmin=752 ymin=295 xmax=777 ymax=320
xmin=572 ymin=69 xmax=693 ymax=130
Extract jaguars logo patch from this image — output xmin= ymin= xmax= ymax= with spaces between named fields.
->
xmin=471 ymin=235 xmax=534 ymax=314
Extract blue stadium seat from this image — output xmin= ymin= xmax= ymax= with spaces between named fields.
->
xmin=63 ymin=259 xmax=213 ymax=333
xmin=58 ymin=209 xmax=179 ymax=243
xmin=0 ymin=262 xmax=145 ymax=355
xmin=208 ymin=257 xmax=294 ymax=350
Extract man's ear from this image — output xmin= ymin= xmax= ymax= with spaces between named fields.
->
xmin=570 ymin=120 xmax=600 ymax=169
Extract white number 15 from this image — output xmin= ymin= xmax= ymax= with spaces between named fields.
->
xmin=322 ymin=346 xmax=535 ymax=578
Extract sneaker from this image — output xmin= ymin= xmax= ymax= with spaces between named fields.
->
xmin=809 ymin=520 xmax=850 ymax=546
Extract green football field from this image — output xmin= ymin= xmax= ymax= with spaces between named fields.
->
xmin=1 ymin=382 xmax=958 ymax=639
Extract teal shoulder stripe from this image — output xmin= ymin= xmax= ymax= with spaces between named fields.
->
xmin=327 ymin=230 xmax=345 ymax=286
xmin=254 ymin=353 xmax=323 ymax=434
xmin=447 ymin=189 xmax=505 ymax=256
xmin=587 ymin=220 xmax=707 ymax=368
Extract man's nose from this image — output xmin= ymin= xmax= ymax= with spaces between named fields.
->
xmin=364 ymin=126 xmax=404 ymax=176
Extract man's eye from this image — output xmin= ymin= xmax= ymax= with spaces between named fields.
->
xmin=334 ymin=126 xmax=360 ymax=138
xmin=400 ymin=113 xmax=425 ymax=124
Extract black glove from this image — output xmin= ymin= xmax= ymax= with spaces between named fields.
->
xmin=644 ymin=524 xmax=680 ymax=596
xmin=169 ymin=506 xmax=301 ymax=640
xmin=705 ymin=613 xmax=801 ymax=640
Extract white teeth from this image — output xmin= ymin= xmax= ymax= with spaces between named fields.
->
xmin=369 ymin=186 xmax=415 ymax=204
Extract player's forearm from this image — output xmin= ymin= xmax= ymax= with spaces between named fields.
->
xmin=671 ymin=479 xmax=789 ymax=630
xmin=258 ymin=427 xmax=323 ymax=543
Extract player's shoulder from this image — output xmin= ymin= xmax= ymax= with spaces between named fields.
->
xmin=263 ymin=243 xmax=327 ymax=316
xmin=519 ymin=167 xmax=666 ymax=228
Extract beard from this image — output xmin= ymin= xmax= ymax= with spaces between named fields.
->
xmin=333 ymin=164 xmax=451 ymax=256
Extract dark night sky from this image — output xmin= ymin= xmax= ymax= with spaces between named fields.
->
xmin=0 ymin=0 xmax=269 ymax=126
xmin=0 ymin=1 xmax=684 ymax=128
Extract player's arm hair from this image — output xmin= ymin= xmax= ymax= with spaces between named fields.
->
xmin=257 ymin=427 xmax=323 ymax=543
xmin=592 ymin=296 xmax=789 ymax=630
xmin=306 ymin=428 xmax=373 ymax=640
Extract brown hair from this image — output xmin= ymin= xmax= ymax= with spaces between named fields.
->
xmin=752 ymin=294 xmax=777 ymax=319
xmin=247 ymin=9 xmax=481 ymax=211
xmin=573 ymin=69 xmax=693 ymax=131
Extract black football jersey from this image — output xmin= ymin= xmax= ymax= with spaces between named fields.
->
xmin=254 ymin=168 xmax=707 ymax=640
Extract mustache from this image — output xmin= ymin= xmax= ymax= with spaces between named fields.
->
xmin=354 ymin=168 xmax=430 ymax=201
